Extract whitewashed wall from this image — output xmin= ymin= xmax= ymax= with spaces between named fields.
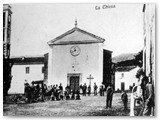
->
xmin=8 ymin=64 xmax=44 ymax=94
xmin=143 ymin=4 xmax=155 ymax=85
xmin=48 ymin=43 xmax=103 ymax=91
xmin=115 ymin=67 xmax=139 ymax=91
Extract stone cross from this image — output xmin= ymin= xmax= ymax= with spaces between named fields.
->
xmin=87 ymin=74 xmax=94 ymax=87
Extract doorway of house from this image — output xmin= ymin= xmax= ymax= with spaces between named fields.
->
xmin=121 ymin=82 xmax=125 ymax=91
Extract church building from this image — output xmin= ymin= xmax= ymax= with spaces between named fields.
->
xmin=9 ymin=22 xmax=113 ymax=94
xmin=47 ymin=23 xmax=113 ymax=92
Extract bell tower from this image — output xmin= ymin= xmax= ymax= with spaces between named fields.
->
xmin=3 ymin=4 xmax=12 ymax=59
xmin=3 ymin=4 xmax=13 ymax=97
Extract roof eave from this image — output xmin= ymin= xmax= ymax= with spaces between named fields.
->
xmin=47 ymin=27 xmax=106 ymax=45
xmin=48 ymin=40 xmax=104 ymax=46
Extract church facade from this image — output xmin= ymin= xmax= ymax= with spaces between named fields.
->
xmin=47 ymin=26 xmax=112 ymax=92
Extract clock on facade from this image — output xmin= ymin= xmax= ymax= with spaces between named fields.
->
xmin=70 ymin=46 xmax=81 ymax=56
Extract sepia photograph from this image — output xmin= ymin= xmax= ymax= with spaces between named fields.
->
xmin=3 ymin=3 xmax=155 ymax=116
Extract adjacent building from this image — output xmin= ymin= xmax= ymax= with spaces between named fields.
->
xmin=8 ymin=56 xmax=45 ymax=94
xmin=115 ymin=66 xmax=139 ymax=91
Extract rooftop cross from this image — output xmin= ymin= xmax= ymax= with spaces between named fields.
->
xmin=75 ymin=19 xmax=77 ymax=27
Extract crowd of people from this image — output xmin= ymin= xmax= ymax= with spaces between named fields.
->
xmin=24 ymin=71 xmax=154 ymax=116
xmin=24 ymin=81 xmax=108 ymax=103
xmin=79 ymin=82 xmax=105 ymax=96
xmin=135 ymin=66 xmax=155 ymax=116
xmin=24 ymin=82 xmax=81 ymax=103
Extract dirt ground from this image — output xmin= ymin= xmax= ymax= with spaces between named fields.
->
xmin=3 ymin=93 xmax=140 ymax=116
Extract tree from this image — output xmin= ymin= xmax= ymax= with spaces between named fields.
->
xmin=134 ymin=50 xmax=143 ymax=67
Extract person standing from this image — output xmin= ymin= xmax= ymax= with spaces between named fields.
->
xmin=50 ymin=85 xmax=55 ymax=101
xmin=76 ymin=89 xmax=81 ymax=100
xmin=99 ymin=85 xmax=102 ymax=96
xmin=87 ymin=85 xmax=91 ymax=96
xmin=136 ymin=66 xmax=148 ymax=101
xmin=106 ymin=84 xmax=114 ymax=108
xmin=82 ymin=83 xmax=87 ymax=96
xmin=143 ymin=77 xmax=154 ymax=116
xmin=24 ymin=80 xmax=30 ymax=102
xmin=121 ymin=91 xmax=128 ymax=111
xmin=80 ymin=84 xmax=83 ymax=94
xmin=102 ymin=84 xmax=104 ymax=96
xmin=55 ymin=84 xmax=60 ymax=100
xmin=59 ymin=83 xmax=63 ymax=100
xmin=94 ymin=83 xmax=98 ymax=96
xmin=65 ymin=85 xmax=70 ymax=100
xmin=30 ymin=82 xmax=36 ymax=102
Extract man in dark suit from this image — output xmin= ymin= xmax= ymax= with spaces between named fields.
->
xmin=106 ymin=84 xmax=114 ymax=108
xmin=82 ymin=83 xmax=87 ymax=96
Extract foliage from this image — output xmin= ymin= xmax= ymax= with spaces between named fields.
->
xmin=134 ymin=50 xmax=143 ymax=67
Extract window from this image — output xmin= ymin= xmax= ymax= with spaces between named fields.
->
xmin=26 ymin=67 xmax=30 ymax=74
xmin=3 ymin=12 xmax=5 ymax=42
xmin=3 ymin=12 xmax=5 ymax=28
xmin=120 ymin=73 xmax=124 ymax=79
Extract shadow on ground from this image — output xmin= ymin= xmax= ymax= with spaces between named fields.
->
xmin=86 ymin=107 xmax=130 ymax=116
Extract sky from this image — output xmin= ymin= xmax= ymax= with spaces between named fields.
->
xmin=10 ymin=3 xmax=144 ymax=57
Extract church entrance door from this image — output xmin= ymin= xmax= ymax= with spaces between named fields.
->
xmin=70 ymin=76 xmax=79 ymax=92
xmin=67 ymin=73 xmax=82 ymax=93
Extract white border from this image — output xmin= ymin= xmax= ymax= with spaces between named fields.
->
xmin=1 ymin=0 xmax=159 ymax=120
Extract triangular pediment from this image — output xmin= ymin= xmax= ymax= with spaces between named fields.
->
xmin=47 ymin=27 xmax=105 ymax=45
